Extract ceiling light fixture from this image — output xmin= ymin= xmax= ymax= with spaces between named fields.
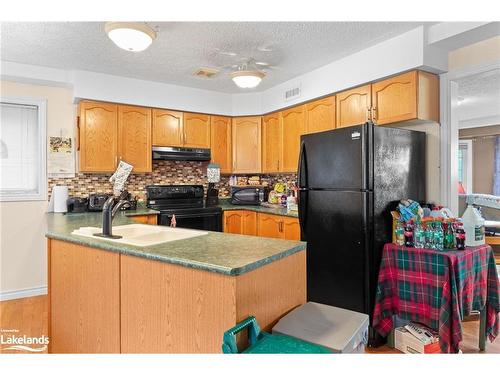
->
xmin=105 ymin=22 xmax=156 ymax=52
xmin=230 ymin=70 xmax=266 ymax=89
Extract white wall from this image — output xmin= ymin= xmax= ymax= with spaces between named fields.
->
xmin=0 ymin=81 xmax=75 ymax=300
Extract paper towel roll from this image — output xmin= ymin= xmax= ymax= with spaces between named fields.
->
xmin=50 ymin=186 xmax=69 ymax=213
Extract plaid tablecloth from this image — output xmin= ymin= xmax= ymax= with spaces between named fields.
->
xmin=372 ymin=243 xmax=500 ymax=353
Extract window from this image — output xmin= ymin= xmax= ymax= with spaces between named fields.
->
xmin=458 ymin=140 xmax=473 ymax=194
xmin=0 ymin=98 xmax=46 ymax=201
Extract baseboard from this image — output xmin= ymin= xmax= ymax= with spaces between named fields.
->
xmin=0 ymin=286 xmax=47 ymax=301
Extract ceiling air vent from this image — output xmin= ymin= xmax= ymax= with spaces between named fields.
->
xmin=193 ymin=67 xmax=219 ymax=78
xmin=284 ymin=85 xmax=301 ymax=101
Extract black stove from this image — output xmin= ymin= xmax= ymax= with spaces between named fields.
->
xmin=146 ymin=185 xmax=222 ymax=232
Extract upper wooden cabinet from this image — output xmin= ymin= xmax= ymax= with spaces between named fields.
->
xmin=336 ymin=84 xmax=372 ymax=128
xmin=118 ymin=105 xmax=152 ymax=173
xmin=305 ymin=96 xmax=336 ymax=134
xmin=152 ymin=109 xmax=183 ymax=147
xmin=223 ymin=210 xmax=257 ymax=236
xmin=79 ymin=101 xmax=118 ymax=173
xmin=372 ymin=70 xmax=439 ymax=125
xmin=281 ymin=105 xmax=305 ymax=172
xmin=210 ymin=116 xmax=232 ymax=174
xmin=232 ymin=116 xmax=262 ymax=174
xmin=183 ymin=113 xmax=210 ymax=148
xmin=262 ymin=113 xmax=282 ymax=173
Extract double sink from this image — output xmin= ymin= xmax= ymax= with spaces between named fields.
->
xmin=72 ymin=224 xmax=208 ymax=247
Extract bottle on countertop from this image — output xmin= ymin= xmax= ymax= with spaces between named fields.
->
xmin=434 ymin=221 xmax=444 ymax=251
xmin=414 ymin=220 xmax=426 ymax=249
xmin=395 ymin=221 xmax=405 ymax=246
xmin=461 ymin=205 xmax=485 ymax=247
xmin=404 ymin=221 xmax=414 ymax=247
xmin=443 ymin=220 xmax=455 ymax=250
xmin=455 ymin=221 xmax=466 ymax=250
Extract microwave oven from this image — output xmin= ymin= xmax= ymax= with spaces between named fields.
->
xmin=230 ymin=186 xmax=269 ymax=206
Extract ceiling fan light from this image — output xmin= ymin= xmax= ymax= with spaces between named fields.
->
xmin=105 ymin=22 xmax=156 ymax=52
xmin=230 ymin=70 xmax=265 ymax=88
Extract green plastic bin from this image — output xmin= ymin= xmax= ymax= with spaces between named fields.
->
xmin=222 ymin=316 xmax=331 ymax=354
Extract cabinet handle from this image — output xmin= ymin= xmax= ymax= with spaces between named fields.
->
xmin=76 ymin=116 xmax=80 ymax=151
xmin=372 ymin=107 xmax=377 ymax=122
xmin=366 ymin=107 xmax=371 ymax=122
xmin=277 ymin=159 xmax=280 ymax=171
xmin=279 ymin=221 xmax=283 ymax=232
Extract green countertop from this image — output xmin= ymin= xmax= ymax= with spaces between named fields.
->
xmin=45 ymin=209 xmax=305 ymax=276
xmin=218 ymin=198 xmax=299 ymax=218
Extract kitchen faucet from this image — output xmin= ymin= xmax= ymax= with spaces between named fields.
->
xmin=94 ymin=195 xmax=131 ymax=239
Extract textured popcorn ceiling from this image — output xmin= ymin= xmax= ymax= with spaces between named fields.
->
xmin=1 ymin=22 xmax=426 ymax=93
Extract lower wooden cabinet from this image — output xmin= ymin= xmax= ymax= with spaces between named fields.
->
xmin=224 ymin=210 xmax=300 ymax=241
xmin=223 ymin=210 xmax=257 ymax=235
xmin=129 ymin=214 xmax=158 ymax=225
xmin=49 ymin=240 xmax=120 ymax=353
xmin=257 ymin=213 xmax=301 ymax=240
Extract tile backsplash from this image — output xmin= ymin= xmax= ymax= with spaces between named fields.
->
xmin=48 ymin=160 xmax=297 ymax=201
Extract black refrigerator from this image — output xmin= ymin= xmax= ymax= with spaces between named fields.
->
xmin=298 ymin=122 xmax=426 ymax=320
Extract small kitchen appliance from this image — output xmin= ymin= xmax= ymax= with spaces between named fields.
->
xmin=230 ymin=186 xmax=269 ymax=205
xmin=66 ymin=197 xmax=89 ymax=213
xmin=88 ymin=193 xmax=112 ymax=211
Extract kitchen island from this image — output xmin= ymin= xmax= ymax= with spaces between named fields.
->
xmin=46 ymin=210 xmax=306 ymax=353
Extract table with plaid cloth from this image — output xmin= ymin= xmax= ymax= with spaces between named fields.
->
xmin=372 ymin=243 xmax=500 ymax=353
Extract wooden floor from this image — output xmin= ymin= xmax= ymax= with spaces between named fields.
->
xmin=1 ymin=295 xmax=499 ymax=354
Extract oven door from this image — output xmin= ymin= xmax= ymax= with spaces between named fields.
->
xmin=159 ymin=211 xmax=222 ymax=232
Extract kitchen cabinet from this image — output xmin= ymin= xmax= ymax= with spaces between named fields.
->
xmin=371 ymin=70 xmax=439 ymax=125
xmin=262 ymin=113 xmax=282 ymax=173
xmin=118 ymin=105 xmax=152 ymax=173
xmin=305 ymin=96 xmax=336 ymax=134
xmin=336 ymin=84 xmax=372 ymax=128
xmin=281 ymin=105 xmax=305 ymax=172
xmin=257 ymin=213 xmax=283 ymax=239
xmin=183 ymin=112 xmax=211 ymax=148
xmin=79 ymin=101 xmax=118 ymax=172
xmin=129 ymin=214 xmax=158 ymax=225
xmin=257 ymin=213 xmax=301 ymax=240
xmin=152 ymin=109 xmax=183 ymax=147
xmin=49 ymin=240 xmax=120 ymax=353
xmin=282 ymin=217 xmax=301 ymax=240
xmin=223 ymin=210 xmax=257 ymax=236
xmin=210 ymin=116 xmax=232 ymax=174
xmin=232 ymin=116 xmax=262 ymax=174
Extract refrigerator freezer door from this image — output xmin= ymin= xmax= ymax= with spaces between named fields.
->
xmin=298 ymin=124 xmax=369 ymax=190
xmin=305 ymin=190 xmax=371 ymax=314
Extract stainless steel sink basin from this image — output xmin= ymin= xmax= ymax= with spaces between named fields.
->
xmin=71 ymin=224 xmax=208 ymax=247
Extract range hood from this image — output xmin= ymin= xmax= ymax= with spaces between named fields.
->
xmin=152 ymin=146 xmax=211 ymax=161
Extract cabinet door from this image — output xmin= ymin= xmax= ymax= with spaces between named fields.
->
xmin=79 ymin=101 xmax=118 ymax=172
xmin=282 ymin=217 xmax=301 ymax=240
xmin=257 ymin=213 xmax=283 ymax=239
xmin=242 ymin=211 xmax=257 ymax=236
xmin=372 ymin=71 xmax=417 ymax=125
xmin=49 ymin=240 xmax=120 ymax=353
xmin=232 ymin=117 xmax=262 ymax=174
xmin=336 ymin=84 xmax=372 ymax=128
xmin=118 ymin=105 xmax=152 ymax=173
xmin=152 ymin=109 xmax=183 ymax=147
xmin=262 ymin=113 xmax=282 ymax=173
xmin=281 ymin=105 xmax=305 ymax=172
xmin=306 ymin=96 xmax=336 ymax=134
xmin=183 ymin=113 xmax=210 ymax=148
xmin=210 ymin=116 xmax=232 ymax=174
xmin=224 ymin=211 xmax=243 ymax=234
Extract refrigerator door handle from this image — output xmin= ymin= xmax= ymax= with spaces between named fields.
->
xmin=298 ymin=140 xmax=307 ymax=189
xmin=298 ymin=190 xmax=307 ymax=241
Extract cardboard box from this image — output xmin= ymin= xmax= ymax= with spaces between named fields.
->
xmin=394 ymin=327 xmax=440 ymax=354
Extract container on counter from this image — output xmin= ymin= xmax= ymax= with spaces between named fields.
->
xmin=462 ymin=205 xmax=485 ymax=247
xmin=455 ymin=222 xmax=466 ymax=250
